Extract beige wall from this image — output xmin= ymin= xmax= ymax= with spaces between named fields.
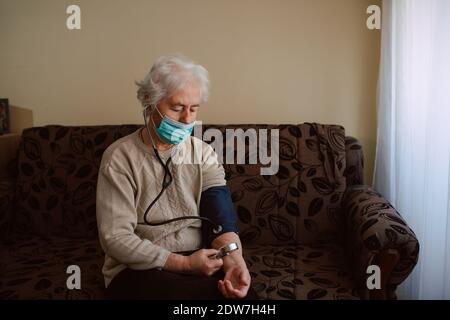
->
xmin=0 ymin=0 xmax=380 ymax=185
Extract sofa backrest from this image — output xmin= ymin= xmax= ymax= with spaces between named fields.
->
xmin=201 ymin=123 xmax=349 ymax=245
xmin=13 ymin=125 xmax=140 ymax=238
xmin=11 ymin=123 xmax=363 ymax=244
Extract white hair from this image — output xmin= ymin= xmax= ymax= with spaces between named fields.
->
xmin=136 ymin=53 xmax=210 ymax=108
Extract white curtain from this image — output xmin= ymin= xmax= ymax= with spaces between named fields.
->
xmin=373 ymin=0 xmax=450 ymax=300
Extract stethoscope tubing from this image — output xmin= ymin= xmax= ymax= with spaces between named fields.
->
xmin=138 ymin=105 xmax=222 ymax=234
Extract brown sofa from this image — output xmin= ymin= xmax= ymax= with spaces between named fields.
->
xmin=0 ymin=123 xmax=419 ymax=300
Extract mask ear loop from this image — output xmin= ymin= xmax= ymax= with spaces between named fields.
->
xmin=153 ymin=103 xmax=164 ymax=119
xmin=143 ymin=104 xmax=158 ymax=150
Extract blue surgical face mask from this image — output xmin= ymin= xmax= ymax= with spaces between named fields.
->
xmin=150 ymin=105 xmax=196 ymax=145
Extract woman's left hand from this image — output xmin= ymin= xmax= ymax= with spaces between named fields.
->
xmin=218 ymin=263 xmax=251 ymax=299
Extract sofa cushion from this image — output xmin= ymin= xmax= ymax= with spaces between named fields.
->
xmin=243 ymin=243 xmax=359 ymax=300
xmin=0 ymin=235 xmax=105 ymax=299
xmin=0 ymin=237 xmax=358 ymax=300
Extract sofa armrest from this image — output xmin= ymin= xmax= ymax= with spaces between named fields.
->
xmin=0 ymin=175 xmax=16 ymax=243
xmin=342 ymin=184 xmax=419 ymax=299
xmin=344 ymin=136 xmax=364 ymax=186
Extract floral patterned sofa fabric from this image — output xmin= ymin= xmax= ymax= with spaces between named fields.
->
xmin=243 ymin=243 xmax=359 ymax=300
xmin=0 ymin=235 xmax=105 ymax=299
xmin=11 ymin=125 xmax=141 ymax=239
xmin=201 ymin=123 xmax=347 ymax=246
xmin=343 ymin=137 xmax=364 ymax=186
xmin=0 ymin=123 xmax=419 ymax=300
xmin=341 ymin=185 xmax=419 ymax=299
xmin=0 ymin=177 xmax=16 ymax=243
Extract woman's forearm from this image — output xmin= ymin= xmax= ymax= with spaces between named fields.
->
xmin=163 ymin=252 xmax=190 ymax=273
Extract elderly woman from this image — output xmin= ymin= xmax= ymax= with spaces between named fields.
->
xmin=96 ymin=53 xmax=257 ymax=300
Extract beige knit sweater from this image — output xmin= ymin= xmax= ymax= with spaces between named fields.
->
xmin=96 ymin=128 xmax=226 ymax=287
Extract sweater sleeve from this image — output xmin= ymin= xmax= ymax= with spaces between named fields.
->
xmin=96 ymin=164 xmax=171 ymax=270
xmin=201 ymin=143 xmax=227 ymax=192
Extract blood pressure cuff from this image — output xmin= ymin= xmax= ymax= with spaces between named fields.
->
xmin=199 ymin=185 xmax=240 ymax=247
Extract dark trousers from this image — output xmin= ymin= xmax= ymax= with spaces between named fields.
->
xmin=105 ymin=267 xmax=259 ymax=300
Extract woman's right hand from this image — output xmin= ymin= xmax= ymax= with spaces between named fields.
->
xmin=187 ymin=249 xmax=223 ymax=276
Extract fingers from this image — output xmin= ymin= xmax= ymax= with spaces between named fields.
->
xmin=219 ymin=279 xmax=248 ymax=299
xmin=205 ymin=262 xmax=222 ymax=276
xmin=201 ymin=249 xmax=223 ymax=276
xmin=207 ymin=257 xmax=223 ymax=276
xmin=218 ymin=280 xmax=229 ymax=298
xmin=226 ymin=279 xmax=246 ymax=298
xmin=211 ymin=257 xmax=223 ymax=268
xmin=218 ymin=280 xmax=240 ymax=299
xmin=218 ymin=266 xmax=252 ymax=299
xmin=206 ymin=255 xmax=223 ymax=269
xmin=205 ymin=249 xmax=221 ymax=260
xmin=204 ymin=248 xmax=220 ymax=256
